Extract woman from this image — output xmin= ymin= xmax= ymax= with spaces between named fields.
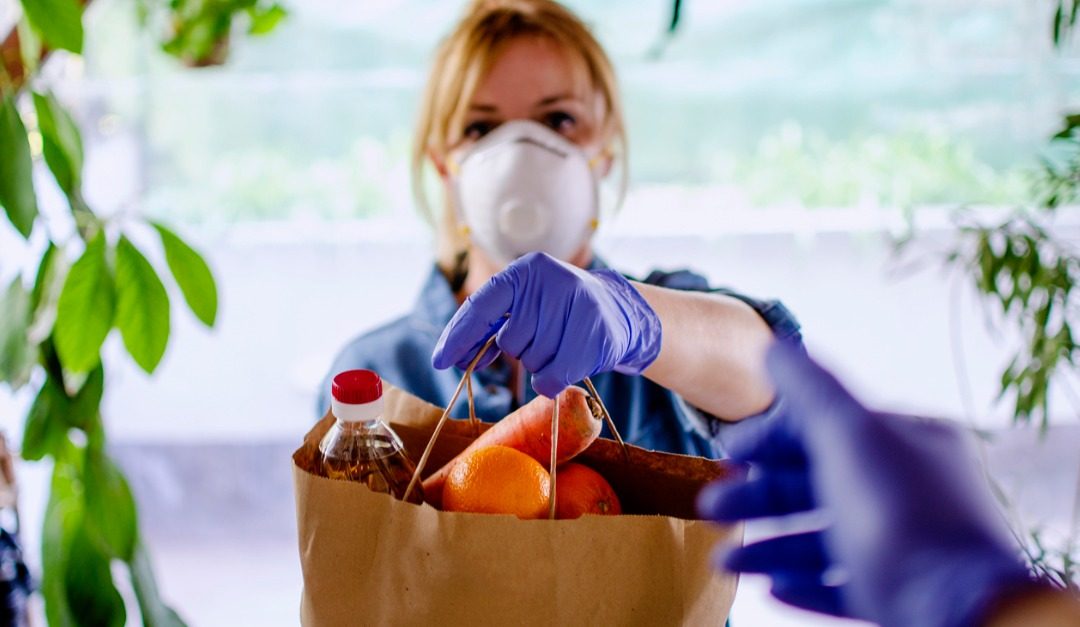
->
xmin=319 ymin=0 xmax=801 ymax=457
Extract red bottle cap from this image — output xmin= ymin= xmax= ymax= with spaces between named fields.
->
xmin=331 ymin=370 xmax=383 ymax=404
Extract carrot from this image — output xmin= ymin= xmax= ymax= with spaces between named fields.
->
xmin=423 ymin=385 xmax=602 ymax=507
xmin=554 ymin=462 xmax=622 ymax=519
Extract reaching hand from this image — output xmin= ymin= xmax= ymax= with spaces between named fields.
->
xmin=698 ymin=342 xmax=1036 ymax=627
xmin=432 ymin=252 xmax=661 ymax=398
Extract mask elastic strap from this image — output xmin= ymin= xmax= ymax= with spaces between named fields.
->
xmin=586 ymin=147 xmax=612 ymax=171
xmin=444 ymin=157 xmax=471 ymax=240
xmin=586 ymin=147 xmax=612 ymax=232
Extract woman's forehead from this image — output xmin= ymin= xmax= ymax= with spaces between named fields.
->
xmin=469 ymin=36 xmax=595 ymax=111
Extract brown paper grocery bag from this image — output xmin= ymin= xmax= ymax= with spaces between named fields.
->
xmin=293 ymin=384 xmax=742 ymax=626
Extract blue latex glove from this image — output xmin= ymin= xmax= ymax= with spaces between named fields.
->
xmin=698 ymin=342 xmax=1037 ymax=627
xmin=431 ymin=252 xmax=661 ymax=398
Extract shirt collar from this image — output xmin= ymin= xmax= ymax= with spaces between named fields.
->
xmin=411 ymin=264 xmax=462 ymax=337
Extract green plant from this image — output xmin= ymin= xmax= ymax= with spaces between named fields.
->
xmin=932 ymin=130 xmax=1079 ymax=428
xmin=138 ymin=0 xmax=287 ymax=67
xmin=1053 ymin=0 xmax=1080 ymax=46
xmin=0 ymin=1 xmax=284 ymax=624
xmin=1026 ymin=526 xmax=1079 ymax=593
xmin=902 ymin=69 xmax=1080 ymax=431
xmin=896 ymin=0 xmax=1079 ymax=590
xmin=735 ymin=124 xmax=1028 ymax=209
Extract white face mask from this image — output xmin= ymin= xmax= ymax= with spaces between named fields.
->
xmin=451 ymin=119 xmax=600 ymax=267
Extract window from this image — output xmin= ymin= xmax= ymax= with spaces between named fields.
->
xmin=70 ymin=0 xmax=1077 ymax=231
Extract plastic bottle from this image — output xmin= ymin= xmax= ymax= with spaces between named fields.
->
xmin=317 ymin=370 xmax=424 ymax=504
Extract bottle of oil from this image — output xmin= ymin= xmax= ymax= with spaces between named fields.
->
xmin=317 ymin=369 xmax=424 ymax=504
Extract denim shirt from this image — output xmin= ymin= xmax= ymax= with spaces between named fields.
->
xmin=317 ymin=260 xmax=802 ymax=459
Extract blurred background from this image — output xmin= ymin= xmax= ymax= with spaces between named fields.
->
xmin=1 ymin=0 xmax=1079 ymax=625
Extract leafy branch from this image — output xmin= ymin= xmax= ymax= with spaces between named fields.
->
xmin=896 ymin=1 xmax=1080 ymax=590
xmin=1024 ymin=528 xmax=1080 ymax=593
xmin=895 ymin=112 xmax=1080 ymax=433
xmin=1052 ymin=0 xmax=1080 ymax=47
xmin=139 ymin=0 xmax=288 ymax=67
xmin=0 ymin=0 xmax=283 ymax=624
xmin=944 ymin=198 xmax=1080 ymax=429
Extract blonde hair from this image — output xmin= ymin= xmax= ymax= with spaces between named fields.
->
xmin=411 ymin=0 xmax=629 ymax=270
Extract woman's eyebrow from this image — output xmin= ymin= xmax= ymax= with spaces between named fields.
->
xmin=534 ymin=93 xmax=578 ymax=107
xmin=467 ymin=94 xmax=582 ymax=113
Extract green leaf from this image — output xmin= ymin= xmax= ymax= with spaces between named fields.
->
xmin=33 ymin=91 xmax=84 ymax=196
xmin=1053 ymin=114 xmax=1080 ymax=140
xmin=66 ymin=521 xmax=126 ymax=627
xmin=42 ymin=447 xmax=82 ymax=627
xmin=40 ymin=334 xmax=66 ymax=386
xmin=977 ymin=234 xmax=994 ymax=294
xmin=21 ymin=378 xmax=64 ymax=461
xmin=1058 ymin=324 xmax=1075 ymax=362
xmin=29 ymin=242 xmax=69 ymax=343
xmin=115 ymin=236 xmax=170 ymax=373
xmin=130 ymin=540 xmax=188 ymax=627
xmin=21 ymin=0 xmax=84 ymax=53
xmin=83 ymin=447 xmax=137 ymax=561
xmin=997 ymin=357 xmax=1018 ymax=402
xmin=1035 ymin=299 xmax=1052 ymax=328
xmin=17 ymin=18 xmax=42 ymax=75
xmin=66 ymin=363 xmax=104 ymax=431
xmin=164 ymin=14 xmax=227 ymax=65
xmin=134 ymin=0 xmax=150 ymax=26
xmin=0 ymin=277 xmax=34 ymax=389
xmin=55 ymin=233 xmax=115 ymax=374
xmin=1054 ymin=2 xmax=1065 ymax=45
xmin=21 ymin=366 xmax=103 ymax=461
xmin=43 ymin=443 xmax=127 ymax=627
xmin=31 ymin=243 xmax=59 ymax=312
xmin=1030 ymin=371 xmax=1048 ymax=421
xmin=152 ymin=222 xmax=217 ymax=327
xmin=248 ymin=4 xmax=287 ymax=35
xmin=0 ymin=94 xmax=38 ymax=238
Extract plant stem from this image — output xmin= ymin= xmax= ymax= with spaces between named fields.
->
xmin=1069 ymin=457 xmax=1080 ymax=584
xmin=950 ymin=268 xmax=983 ymax=428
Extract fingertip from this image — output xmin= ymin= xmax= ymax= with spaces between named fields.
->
xmin=695 ymin=480 xmax=742 ymax=522
xmin=432 ymin=320 xmax=461 ymax=370
xmin=711 ymin=542 xmax=743 ymax=573
xmin=696 ymin=481 xmax=724 ymax=517
xmin=721 ymin=414 xmax=780 ymax=462
xmin=530 ymin=372 xmax=565 ymax=400
xmin=515 ymin=250 xmax=543 ymax=266
xmin=765 ymin=341 xmax=865 ymax=425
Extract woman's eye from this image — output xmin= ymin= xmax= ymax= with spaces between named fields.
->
xmin=464 ymin=120 xmax=496 ymax=140
xmin=543 ymin=111 xmax=576 ymax=135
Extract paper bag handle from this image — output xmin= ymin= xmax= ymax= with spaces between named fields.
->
xmin=402 ymin=335 xmax=499 ymax=503
xmin=402 ymin=336 xmax=632 ymax=516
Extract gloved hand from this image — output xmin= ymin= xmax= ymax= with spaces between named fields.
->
xmin=432 ymin=252 xmax=661 ymax=398
xmin=698 ymin=342 xmax=1037 ymax=627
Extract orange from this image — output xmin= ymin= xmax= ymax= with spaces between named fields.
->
xmin=442 ymin=445 xmax=551 ymax=519
xmin=554 ymin=462 xmax=622 ymax=519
